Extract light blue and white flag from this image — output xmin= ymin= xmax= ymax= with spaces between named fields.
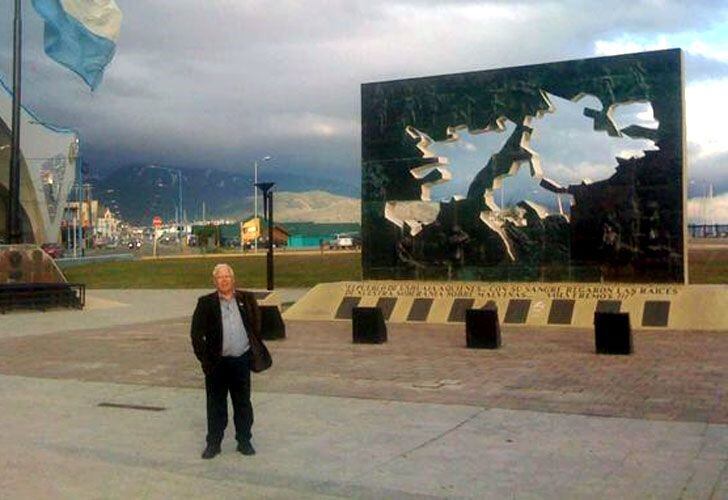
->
xmin=31 ymin=0 xmax=123 ymax=90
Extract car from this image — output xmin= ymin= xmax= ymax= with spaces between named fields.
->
xmin=328 ymin=233 xmax=360 ymax=250
xmin=40 ymin=242 xmax=64 ymax=259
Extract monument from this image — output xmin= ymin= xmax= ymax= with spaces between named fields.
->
xmin=1 ymin=79 xmax=79 ymax=245
xmin=361 ymin=49 xmax=686 ymax=284
xmin=285 ymin=49 xmax=726 ymax=330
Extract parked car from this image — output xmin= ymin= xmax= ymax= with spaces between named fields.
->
xmin=40 ymin=242 xmax=64 ymax=259
xmin=328 ymin=233 xmax=360 ymax=250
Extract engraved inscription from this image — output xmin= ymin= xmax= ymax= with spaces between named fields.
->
xmin=343 ymin=283 xmax=680 ymax=301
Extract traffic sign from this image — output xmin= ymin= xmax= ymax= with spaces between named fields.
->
xmin=153 ymin=216 xmax=162 ymax=227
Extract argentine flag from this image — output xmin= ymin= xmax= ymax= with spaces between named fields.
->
xmin=31 ymin=0 xmax=122 ymax=90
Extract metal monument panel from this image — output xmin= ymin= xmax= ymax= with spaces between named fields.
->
xmin=361 ymin=49 xmax=685 ymax=283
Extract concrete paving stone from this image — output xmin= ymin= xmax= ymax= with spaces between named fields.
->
xmin=712 ymin=462 xmax=728 ymax=500
xmin=597 ymin=453 xmax=726 ymax=500
xmin=0 ymin=375 xmax=473 ymax=498
xmin=0 ymin=288 xmax=308 ymax=340
xmin=679 ymin=458 xmax=728 ymax=500
xmin=244 ymin=393 xmax=481 ymax=481
xmin=0 ymin=374 xmax=147 ymax=406
xmin=1 ymin=288 xmax=727 ymax=498
xmin=0 ymin=371 xmax=726 ymax=499
xmin=3 ymin=314 xmax=724 ymax=424
xmin=460 ymin=409 xmax=710 ymax=458
xmin=700 ymin=425 xmax=728 ymax=460
xmin=354 ymin=408 xmax=728 ymax=499
xmin=0 ymin=442 xmax=342 ymax=500
xmin=359 ymin=431 xmax=622 ymax=499
xmin=0 ymin=289 xmax=206 ymax=339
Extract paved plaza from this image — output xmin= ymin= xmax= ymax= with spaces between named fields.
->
xmin=0 ymin=289 xmax=726 ymax=498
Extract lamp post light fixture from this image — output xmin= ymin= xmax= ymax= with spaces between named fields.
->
xmin=253 ymin=156 xmax=272 ymax=251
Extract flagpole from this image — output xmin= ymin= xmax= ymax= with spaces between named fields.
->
xmin=7 ymin=0 xmax=23 ymax=244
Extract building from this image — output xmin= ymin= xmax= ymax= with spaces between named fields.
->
xmin=95 ymin=207 xmax=121 ymax=241
xmin=242 ymin=217 xmax=289 ymax=248
xmin=61 ymin=196 xmax=100 ymax=248
xmin=219 ymin=223 xmax=241 ymax=247
xmin=0 ymin=79 xmax=78 ymax=244
xmin=283 ymin=222 xmax=361 ymax=248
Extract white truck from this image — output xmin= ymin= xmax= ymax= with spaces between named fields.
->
xmin=327 ymin=233 xmax=360 ymax=250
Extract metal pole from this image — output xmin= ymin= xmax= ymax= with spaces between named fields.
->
xmin=253 ymin=160 xmax=258 ymax=252
xmin=72 ymin=215 xmax=77 ymax=258
xmin=86 ymin=183 xmax=93 ymax=248
xmin=178 ymin=168 xmax=183 ymax=225
xmin=267 ymin=190 xmax=274 ymax=291
xmin=7 ymin=0 xmax=22 ymax=243
xmin=153 ymin=227 xmax=158 ymax=258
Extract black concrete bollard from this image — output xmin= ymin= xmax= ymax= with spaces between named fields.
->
xmin=260 ymin=305 xmax=286 ymax=340
xmin=594 ymin=312 xmax=632 ymax=355
xmin=352 ymin=307 xmax=387 ymax=344
xmin=466 ymin=308 xmax=501 ymax=349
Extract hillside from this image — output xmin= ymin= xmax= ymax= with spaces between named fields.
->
xmin=96 ymin=164 xmax=359 ymax=224
xmin=225 ymin=190 xmax=361 ymax=223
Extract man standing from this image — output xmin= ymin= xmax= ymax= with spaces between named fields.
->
xmin=191 ymin=263 xmax=261 ymax=459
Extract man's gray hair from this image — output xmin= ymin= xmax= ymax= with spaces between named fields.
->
xmin=212 ymin=263 xmax=235 ymax=278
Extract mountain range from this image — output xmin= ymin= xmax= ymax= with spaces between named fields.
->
xmin=95 ymin=165 xmax=360 ymax=224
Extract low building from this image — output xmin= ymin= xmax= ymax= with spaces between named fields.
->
xmin=61 ymin=198 xmax=101 ymax=248
xmin=242 ymin=217 xmax=289 ymax=248
xmin=218 ymin=223 xmax=241 ymax=247
xmin=283 ymin=222 xmax=361 ymax=248
xmin=96 ymin=207 xmax=121 ymax=240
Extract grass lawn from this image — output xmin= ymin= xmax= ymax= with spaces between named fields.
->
xmin=687 ymin=246 xmax=728 ymax=284
xmin=62 ymin=253 xmax=361 ymax=289
xmin=61 ymin=247 xmax=726 ymax=288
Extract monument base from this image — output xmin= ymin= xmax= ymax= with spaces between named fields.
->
xmin=283 ymin=281 xmax=728 ymax=331
xmin=0 ymin=245 xmax=83 ymax=312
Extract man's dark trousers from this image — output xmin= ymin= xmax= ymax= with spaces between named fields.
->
xmin=205 ymin=351 xmax=253 ymax=447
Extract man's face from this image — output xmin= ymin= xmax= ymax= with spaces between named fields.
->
xmin=214 ymin=269 xmax=235 ymax=295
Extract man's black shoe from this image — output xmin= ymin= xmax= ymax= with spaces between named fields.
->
xmin=201 ymin=444 xmax=221 ymax=459
xmin=237 ymin=441 xmax=256 ymax=456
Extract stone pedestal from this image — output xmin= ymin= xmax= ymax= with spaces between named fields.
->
xmin=352 ymin=307 xmax=387 ymax=344
xmin=466 ymin=308 xmax=501 ymax=349
xmin=260 ymin=305 xmax=285 ymax=340
xmin=594 ymin=312 xmax=632 ymax=355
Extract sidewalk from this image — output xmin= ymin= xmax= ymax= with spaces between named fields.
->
xmin=0 ymin=374 xmax=725 ymax=499
xmin=0 ymin=289 xmax=726 ymax=498
xmin=0 ymin=288 xmax=309 ymax=339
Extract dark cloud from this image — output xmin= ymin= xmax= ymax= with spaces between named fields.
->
xmin=690 ymin=150 xmax=728 ymax=195
xmin=0 ymin=0 xmax=726 ymax=192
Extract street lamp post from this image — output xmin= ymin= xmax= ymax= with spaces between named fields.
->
xmin=146 ymin=165 xmax=182 ymax=223
xmin=253 ymin=156 xmax=271 ymax=251
xmin=145 ymin=165 xmax=183 ymax=233
xmin=255 ymin=181 xmax=276 ymax=290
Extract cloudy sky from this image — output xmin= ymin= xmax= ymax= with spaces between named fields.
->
xmin=1 ymin=0 xmax=727 ymax=220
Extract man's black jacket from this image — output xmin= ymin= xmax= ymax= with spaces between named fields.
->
xmin=190 ymin=290 xmax=262 ymax=374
